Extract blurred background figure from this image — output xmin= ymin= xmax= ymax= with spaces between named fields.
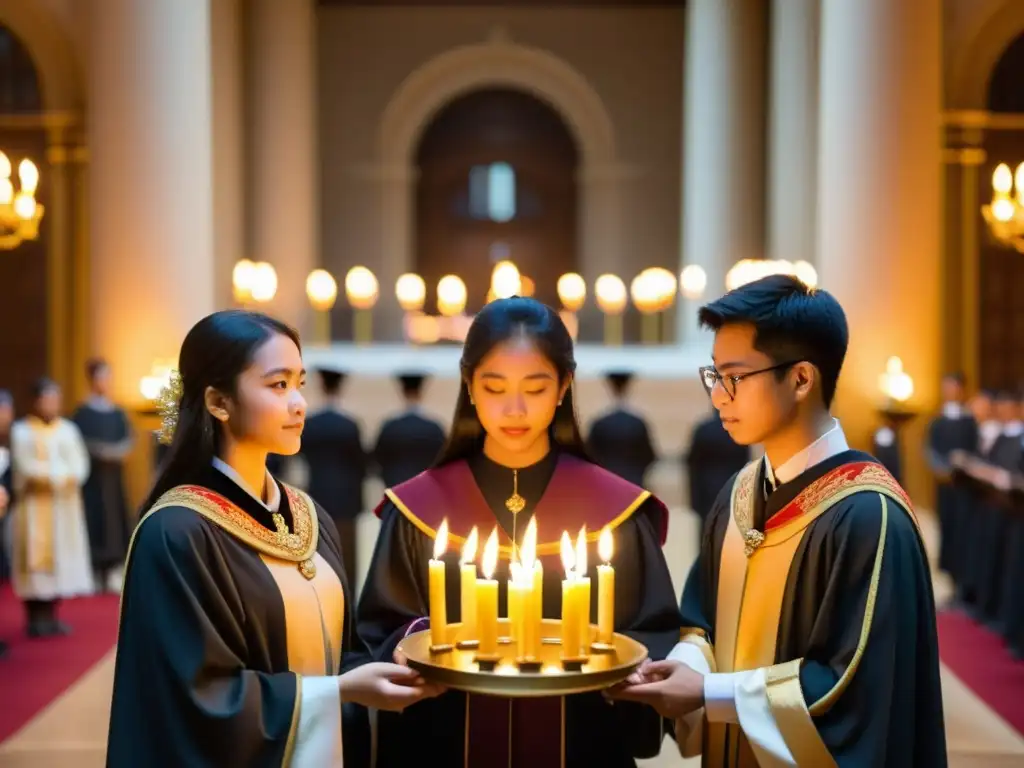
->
xmin=72 ymin=358 xmax=132 ymax=593
xmin=586 ymin=371 xmax=657 ymax=486
xmin=298 ymin=367 xmax=366 ymax=588
xmin=10 ymin=379 xmax=92 ymax=637
xmin=684 ymin=406 xmax=750 ymax=540
xmin=371 ymin=372 xmax=446 ymax=488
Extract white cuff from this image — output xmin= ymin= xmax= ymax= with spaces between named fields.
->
xmin=667 ymin=641 xmax=712 ymax=675
xmin=292 ymin=675 xmax=344 ymax=767
xmin=735 ymin=668 xmax=796 ymax=765
xmin=703 ymin=672 xmax=745 ymax=724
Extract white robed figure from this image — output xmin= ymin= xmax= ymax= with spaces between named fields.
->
xmin=10 ymin=378 xmax=94 ymax=637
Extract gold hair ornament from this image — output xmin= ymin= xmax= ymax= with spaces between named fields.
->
xmin=156 ymin=369 xmax=184 ymax=445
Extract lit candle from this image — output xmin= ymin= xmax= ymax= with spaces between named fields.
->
xmin=508 ymin=560 xmax=523 ymax=645
xmin=517 ymin=517 xmax=541 ymax=660
xmin=575 ymin=527 xmax=592 ymax=651
xmin=429 ymin=519 xmax=449 ymax=649
xmin=459 ymin=526 xmax=479 ymax=639
xmin=560 ymin=531 xmax=584 ymax=659
xmin=477 ymin=527 xmax=500 ymax=657
xmin=596 ymin=526 xmax=615 ymax=646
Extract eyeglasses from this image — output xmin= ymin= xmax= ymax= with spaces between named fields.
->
xmin=698 ymin=361 xmax=800 ymax=400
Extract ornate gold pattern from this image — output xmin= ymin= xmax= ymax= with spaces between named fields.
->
xmin=731 ymin=461 xmax=761 ymax=558
xmin=149 ymin=483 xmax=319 ymax=579
xmin=505 ymin=469 xmax=526 ymax=515
xmin=743 ymin=529 xmax=765 ymax=557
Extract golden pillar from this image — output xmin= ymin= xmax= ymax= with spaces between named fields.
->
xmin=69 ymin=144 xmax=91 ymax=407
xmin=44 ymin=135 xmax=72 ymax=395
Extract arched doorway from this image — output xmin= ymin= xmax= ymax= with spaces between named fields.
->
xmin=414 ymin=88 xmax=579 ymax=315
xmin=0 ymin=23 xmax=47 ymax=413
xmin=979 ymin=32 xmax=1024 ymax=390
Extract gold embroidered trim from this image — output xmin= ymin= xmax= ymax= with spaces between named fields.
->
xmin=731 ymin=461 xmax=761 ymax=557
xmin=764 ymin=659 xmax=837 ymax=767
xmin=385 ymin=487 xmax=651 ymax=558
xmin=149 ymin=484 xmax=319 ymax=572
xmin=807 ymin=493 xmax=889 ymax=716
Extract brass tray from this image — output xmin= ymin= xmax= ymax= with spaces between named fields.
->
xmin=396 ymin=618 xmax=648 ymax=697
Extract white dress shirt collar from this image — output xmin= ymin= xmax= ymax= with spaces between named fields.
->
xmin=764 ymin=418 xmax=849 ymax=489
xmin=942 ymin=402 xmax=964 ymax=420
xmin=1004 ymin=420 xmax=1024 ymax=438
xmin=212 ymin=456 xmax=280 ymax=512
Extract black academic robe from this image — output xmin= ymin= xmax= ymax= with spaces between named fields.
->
xmin=357 ymin=449 xmax=681 ymax=768
xmin=586 ymin=408 xmax=657 ymax=487
xmin=925 ymin=410 xmax=978 ymax=576
xmin=685 ymin=416 xmax=750 ymax=539
xmin=371 ymin=409 xmax=447 ymax=488
xmin=72 ymin=403 xmax=132 ymax=571
xmin=678 ymin=450 xmax=946 ymax=767
xmin=106 ymin=467 xmax=369 ymax=768
xmin=968 ymin=435 xmax=1024 ymax=624
xmin=299 ymin=408 xmax=367 ymax=588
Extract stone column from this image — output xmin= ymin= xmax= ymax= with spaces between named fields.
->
xmin=766 ymin=0 xmax=819 ymax=265
xmin=246 ymin=0 xmax=318 ymax=334
xmin=45 ymin=134 xmax=72 ymax=392
xmin=679 ymin=0 xmax=768 ymax=343
xmin=69 ymin=144 xmax=91 ymax=407
xmin=816 ymin=0 xmax=942 ymax=501
xmin=210 ymin=0 xmax=246 ymax=310
xmin=89 ymin=0 xmax=215 ymax=403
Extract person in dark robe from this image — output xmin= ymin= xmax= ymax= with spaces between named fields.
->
xmin=371 ymin=372 xmax=447 ymax=488
xmin=357 ymin=297 xmax=681 ymax=768
xmin=968 ymin=392 xmax=1023 ymax=626
xmin=0 ymin=389 xmax=11 ymax=658
xmin=585 ymin=371 xmax=657 ymax=486
xmin=0 ymin=389 xmax=13 ymax=585
xmin=923 ymin=373 xmax=978 ymax=581
xmin=106 ymin=310 xmax=441 ymax=768
xmin=72 ymin=358 xmax=133 ymax=593
xmin=611 ymin=274 xmax=946 ymax=767
xmin=685 ymin=408 xmax=750 ymax=540
xmin=298 ymin=367 xmax=367 ymax=590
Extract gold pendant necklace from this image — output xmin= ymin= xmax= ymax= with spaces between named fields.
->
xmin=505 ymin=469 xmax=526 ymax=514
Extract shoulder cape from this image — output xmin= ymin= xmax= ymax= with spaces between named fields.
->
xmin=375 ymin=454 xmax=668 ymax=558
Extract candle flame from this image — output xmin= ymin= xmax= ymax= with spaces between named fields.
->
xmin=598 ymin=526 xmax=614 ymax=563
xmin=510 ymin=561 xmax=523 ymax=582
xmin=482 ymin=527 xmax=499 ymax=579
xmin=433 ymin=519 xmax=449 ymax=560
xmin=575 ymin=526 xmax=588 ymax=576
xmin=460 ymin=526 xmax=478 ymax=564
xmin=520 ymin=517 xmax=538 ymax=572
xmin=560 ymin=530 xmax=575 ymax=577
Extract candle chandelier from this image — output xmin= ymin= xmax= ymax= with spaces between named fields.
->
xmin=982 ymin=162 xmax=1024 ymax=254
xmin=0 ymin=151 xmax=43 ymax=250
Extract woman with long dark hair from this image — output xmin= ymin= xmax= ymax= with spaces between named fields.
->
xmin=106 ymin=310 xmax=441 ymax=767
xmin=357 ymin=297 xmax=680 ymax=767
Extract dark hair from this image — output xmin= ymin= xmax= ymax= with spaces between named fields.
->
xmin=86 ymin=357 xmax=109 ymax=382
xmin=698 ymin=274 xmax=849 ymax=408
xmin=605 ymin=371 xmax=634 ymax=397
xmin=31 ymin=377 xmax=59 ymax=401
xmin=942 ymin=372 xmax=966 ymax=386
xmin=433 ymin=297 xmax=588 ymax=466
xmin=140 ymin=310 xmax=300 ymax=512
xmin=318 ymin=368 xmax=345 ymax=396
xmin=398 ymin=373 xmax=427 ymax=399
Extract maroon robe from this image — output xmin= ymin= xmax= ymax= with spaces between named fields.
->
xmin=356 ymin=452 xmax=681 ymax=768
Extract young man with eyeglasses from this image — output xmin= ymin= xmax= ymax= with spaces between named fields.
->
xmin=610 ymin=274 xmax=946 ymax=767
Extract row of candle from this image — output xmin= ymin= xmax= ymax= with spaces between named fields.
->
xmin=427 ymin=516 xmax=616 ymax=663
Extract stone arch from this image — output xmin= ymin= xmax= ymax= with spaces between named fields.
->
xmin=380 ymin=39 xmax=616 ymax=170
xmin=0 ymin=0 xmax=83 ymax=112
xmin=948 ymin=1 xmax=1024 ymax=110
xmin=374 ymin=39 xmax=626 ymax=338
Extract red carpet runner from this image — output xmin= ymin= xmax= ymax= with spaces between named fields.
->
xmin=937 ymin=610 xmax=1024 ymax=735
xmin=0 ymin=585 xmax=120 ymax=743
